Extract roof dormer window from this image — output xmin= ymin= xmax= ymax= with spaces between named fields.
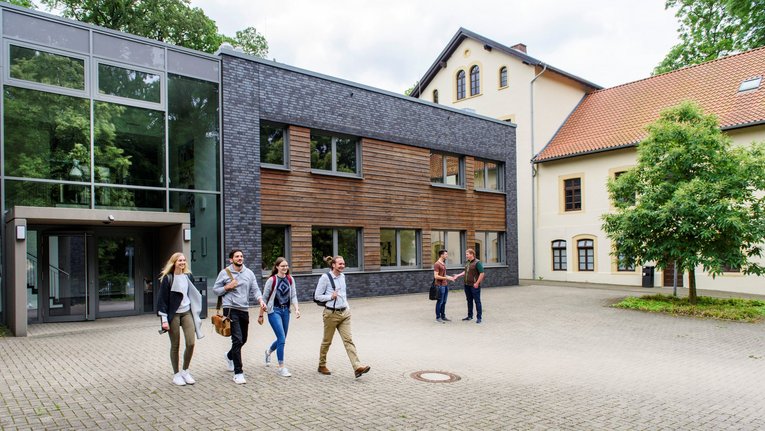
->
xmin=738 ymin=76 xmax=761 ymax=92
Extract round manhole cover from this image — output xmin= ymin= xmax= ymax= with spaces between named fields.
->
xmin=410 ymin=370 xmax=461 ymax=383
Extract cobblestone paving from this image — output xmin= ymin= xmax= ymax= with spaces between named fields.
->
xmin=1 ymin=284 xmax=764 ymax=430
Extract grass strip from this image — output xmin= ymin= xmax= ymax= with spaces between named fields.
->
xmin=613 ymin=294 xmax=765 ymax=322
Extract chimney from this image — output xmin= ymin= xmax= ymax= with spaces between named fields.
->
xmin=511 ymin=43 xmax=527 ymax=53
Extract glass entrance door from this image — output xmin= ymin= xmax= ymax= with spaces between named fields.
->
xmin=41 ymin=233 xmax=89 ymax=322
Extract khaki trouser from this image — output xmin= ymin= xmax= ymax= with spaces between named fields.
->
xmin=169 ymin=311 xmax=195 ymax=373
xmin=319 ymin=308 xmax=361 ymax=369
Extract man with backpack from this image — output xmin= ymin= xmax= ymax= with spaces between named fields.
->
xmin=433 ymin=249 xmax=455 ymax=323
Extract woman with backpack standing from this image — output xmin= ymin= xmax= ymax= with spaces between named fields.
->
xmin=259 ymin=257 xmax=300 ymax=377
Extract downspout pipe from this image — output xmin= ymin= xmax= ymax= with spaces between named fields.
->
xmin=530 ymin=63 xmax=547 ymax=281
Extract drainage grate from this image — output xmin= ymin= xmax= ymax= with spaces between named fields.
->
xmin=410 ymin=370 xmax=461 ymax=383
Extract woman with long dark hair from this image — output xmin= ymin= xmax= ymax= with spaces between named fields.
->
xmin=259 ymin=257 xmax=300 ymax=377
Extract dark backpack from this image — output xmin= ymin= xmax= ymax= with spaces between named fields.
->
xmin=314 ymin=272 xmax=337 ymax=307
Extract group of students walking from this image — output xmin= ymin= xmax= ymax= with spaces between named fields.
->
xmin=156 ymin=249 xmax=370 ymax=386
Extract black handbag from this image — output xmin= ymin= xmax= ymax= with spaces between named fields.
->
xmin=428 ymin=279 xmax=438 ymax=300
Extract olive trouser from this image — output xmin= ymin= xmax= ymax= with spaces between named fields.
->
xmin=319 ymin=308 xmax=361 ymax=370
xmin=169 ymin=311 xmax=195 ymax=373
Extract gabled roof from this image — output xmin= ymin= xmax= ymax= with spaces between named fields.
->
xmin=409 ymin=27 xmax=602 ymax=98
xmin=535 ymin=46 xmax=765 ymax=162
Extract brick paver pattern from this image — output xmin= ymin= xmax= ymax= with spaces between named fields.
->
xmin=1 ymin=284 xmax=764 ymax=430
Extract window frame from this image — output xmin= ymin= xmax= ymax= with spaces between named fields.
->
xmin=552 ymin=240 xmax=567 ymax=271
xmin=311 ymin=226 xmax=362 ymax=272
xmin=475 ymin=231 xmax=505 ymax=265
xmin=93 ymin=58 xmax=165 ymax=110
xmin=310 ymin=131 xmax=362 ymax=178
xmin=432 ymin=89 xmax=439 ymax=104
xmin=260 ymin=121 xmax=289 ymax=169
xmin=576 ymin=238 xmax=595 ymax=272
xmin=470 ymin=65 xmax=480 ymax=96
xmin=430 ymin=151 xmax=465 ymax=189
xmin=431 ymin=230 xmax=465 ymax=268
xmin=379 ymin=228 xmax=421 ymax=270
xmin=456 ymin=70 xmax=466 ymax=100
xmin=473 ymin=158 xmax=504 ymax=192
xmin=4 ymin=40 xmax=90 ymax=99
xmin=261 ymin=225 xmax=290 ymax=275
xmin=559 ymin=174 xmax=584 ymax=213
xmin=499 ymin=66 xmax=508 ymax=88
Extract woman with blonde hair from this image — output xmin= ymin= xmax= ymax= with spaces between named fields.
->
xmin=259 ymin=257 xmax=300 ymax=377
xmin=157 ymin=252 xmax=204 ymax=386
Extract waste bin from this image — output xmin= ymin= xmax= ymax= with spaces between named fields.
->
xmin=192 ymin=276 xmax=208 ymax=318
xmin=641 ymin=266 xmax=654 ymax=288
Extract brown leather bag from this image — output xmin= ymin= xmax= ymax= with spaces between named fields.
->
xmin=212 ymin=268 xmax=235 ymax=337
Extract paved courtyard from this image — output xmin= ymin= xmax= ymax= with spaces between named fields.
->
xmin=1 ymin=283 xmax=764 ymax=430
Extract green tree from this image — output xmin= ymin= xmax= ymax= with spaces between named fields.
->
xmin=655 ymin=0 xmax=765 ymax=74
xmin=602 ymin=102 xmax=765 ymax=303
xmin=38 ymin=0 xmax=268 ymax=56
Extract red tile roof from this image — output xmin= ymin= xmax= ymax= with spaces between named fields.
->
xmin=535 ymin=46 xmax=765 ymax=162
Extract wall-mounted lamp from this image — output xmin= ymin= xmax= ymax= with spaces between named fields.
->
xmin=16 ymin=225 xmax=26 ymax=240
xmin=183 ymin=228 xmax=192 ymax=242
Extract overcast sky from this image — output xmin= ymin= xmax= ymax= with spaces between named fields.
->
xmin=190 ymin=0 xmax=680 ymax=93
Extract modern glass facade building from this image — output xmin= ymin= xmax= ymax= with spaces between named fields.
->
xmin=1 ymin=5 xmax=222 ymax=335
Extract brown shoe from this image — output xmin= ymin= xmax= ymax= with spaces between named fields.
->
xmin=317 ymin=366 xmax=331 ymax=375
xmin=354 ymin=365 xmax=371 ymax=378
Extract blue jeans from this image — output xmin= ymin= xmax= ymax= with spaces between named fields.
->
xmin=268 ymin=307 xmax=291 ymax=363
xmin=435 ymin=285 xmax=448 ymax=319
xmin=464 ymin=285 xmax=482 ymax=319
xmin=225 ymin=308 xmax=249 ymax=374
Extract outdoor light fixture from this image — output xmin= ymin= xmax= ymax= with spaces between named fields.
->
xmin=16 ymin=225 xmax=26 ymax=240
xmin=183 ymin=229 xmax=192 ymax=241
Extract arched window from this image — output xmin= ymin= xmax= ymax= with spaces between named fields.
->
xmin=499 ymin=66 xmax=508 ymax=88
xmin=470 ymin=65 xmax=480 ymax=96
xmin=433 ymin=89 xmax=439 ymax=104
xmin=552 ymin=240 xmax=567 ymax=271
xmin=456 ymin=71 xmax=466 ymax=100
xmin=577 ymin=239 xmax=594 ymax=271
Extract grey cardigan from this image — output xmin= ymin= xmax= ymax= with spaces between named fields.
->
xmin=261 ymin=275 xmax=299 ymax=314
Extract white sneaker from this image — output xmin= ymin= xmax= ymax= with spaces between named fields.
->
xmin=172 ymin=372 xmax=186 ymax=386
xmin=224 ymin=353 xmax=234 ymax=372
xmin=233 ymin=373 xmax=246 ymax=384
xmin=278 ymin=367 xmax=292 ymax=377
xmin=264 ymin=349 xmax=272 ymax=366
xmin=180 ymin=369 xmax=195 ymax=385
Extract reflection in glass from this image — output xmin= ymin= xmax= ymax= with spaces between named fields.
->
xmin=311 ymin=227 xmax=333 ymax=269
xmin=94 ymin=102 xmax=164 ymax=187
xmin=431 ymin=230 xmax=462 ymax=266
xmin=27 ymin=230 xmax=39 ymax=321
xmin=486 ymin=162 xmax=500 ymax=190
xmin=337 ymin=228 xmax=358 ymax=267
xmin=98 ymin=236 xmax=135 ymax=313
xmin=168 ymin=74 xmax=220 ymax=190
xmin=380 ymin=229 xmax=418 ymax=268
xmin=5 ymin=180 xmax=90 ymax=209
xmin=10 ymin=45 xmax=85 ymax=90
xmin=336 ymin=138 xmax=357 ymax=174
xmin=170 ymin=191 xmax=221 ymax=285
xmin=430 ymin=152 xmax=444 ymax=184
xmin=445 ymin=155 xmax=460 ymax=185
xmin=262 ymin=225 xmax=287 ymax=271
xmin=474 ymin=160 xmax=486 ymax=188
xmin=3 ymin=87 xmax=90 ymax=180
xmin=399 ymin=229 xmax=417 ymax=267
xmin=311 ymin=133 xmax=358 ymax=174
xmin=310 ymin=134 xmax=332 ymax=171
xmin=95 ymin=186 xmax=164 ymax=211
xmin=48 ymin=234 xmax=88 ymax=318
xmin=260 ymin=123 xmax=286 ymax=166
xmin=380 ymin=229 xmax=396 ymax=267
xmin=98 ymin=63 xmax=161 ymax=103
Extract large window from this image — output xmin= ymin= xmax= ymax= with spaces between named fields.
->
xmin=312 ymin=227 xmax=360 ymax=269
xmin=475 ymin=231 xmax=504 ymax=264
xmin=97 ymin=62 xmax=161 ymax=104
xmin=9 ymin=44 xmax=85 ymax=91
xmin=430 ymin=151 xmax=464 ymax=187
xmin=262 ymin=225 xmax=289 ymax=272
xmin=499 ymin=66 xmax=508 ymax=88
xmin=380 ymin=228 xmax=419 ymax=268
xmin=577 ymin=239 xmax=594 ymax=271
xmin=470 ymin=65 xmax=480 ymax=96
xmin=564 ymin=177 xmax=582 ymax=211
xmin=310 ymin=132 xmax=359 ymax=176
xmin=168 ymin=74 xmax=219 ymax=191
xmin=552 ymin=240 xmax=567 ymax=271
xmin=431 ymin=230 xmax=464 ymax=266
xmin=474 ymin=159 xmax=503 ymax=191
xmin=456 ymin=70 xmax=466 ymax=100
xmin=261 ymin=122 xmax=288 ymax=167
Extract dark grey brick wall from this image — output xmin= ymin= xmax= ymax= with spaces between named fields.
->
xmin=221 ymin=52 xmax=518 ymax=297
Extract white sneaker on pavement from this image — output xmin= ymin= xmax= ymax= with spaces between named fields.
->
xmin=180 ymin=369 xmax=195 ymax=385
xmin=278 ymin=367 xmax=292 ymax=377
xmin=172 ymin=372 xmax=186 ymax=386
xmin=264 ymin=349 xmax=272 ymax=366
xmin=224 ymin=353 xmax=234 ymax=372
xmin=233 ymin=373 xmax=246 ymax=384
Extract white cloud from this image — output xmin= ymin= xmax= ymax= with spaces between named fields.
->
xmin=192 ymin=0 xmax=679 ymax=92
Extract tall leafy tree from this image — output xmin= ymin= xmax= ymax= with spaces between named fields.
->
xmin=37 ymin=0 xmax=268 ymax=56
xmin=602 ymin=102 xmax=765 ymax=303
xmin=654 ymin=0 xmax=764 ymax=74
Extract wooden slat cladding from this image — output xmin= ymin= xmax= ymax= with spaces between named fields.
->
xmin=261 ymin=126 xmax=508 ymax=273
